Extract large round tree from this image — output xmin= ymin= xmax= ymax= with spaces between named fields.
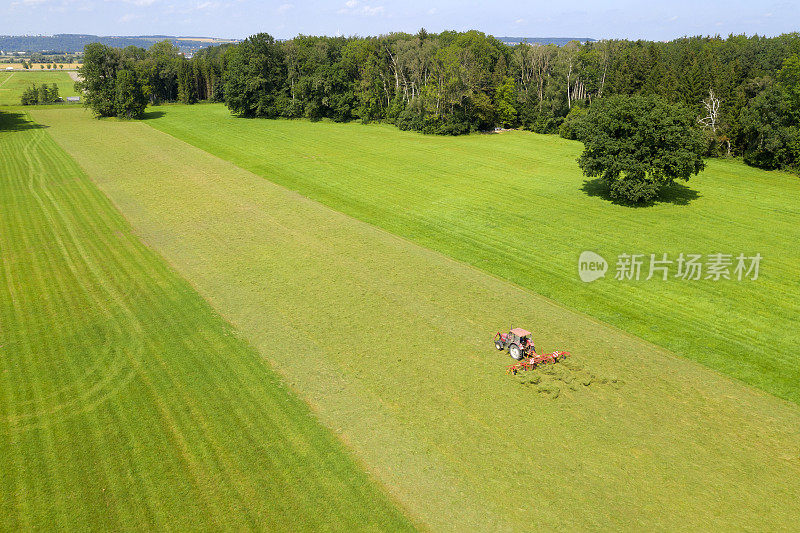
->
xmin=577 ymin=95 xmax=706 ymax=203
xmin=223 ymin=33 xmax=285 ymax=118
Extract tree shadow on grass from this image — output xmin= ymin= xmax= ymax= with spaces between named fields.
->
xmin=580 ymin=178 xmax=701 ymax=207
xmin=141 ymin=110 xmax=166 ymax=121
xmin=0 ymin=111 xmax=49 ymax=132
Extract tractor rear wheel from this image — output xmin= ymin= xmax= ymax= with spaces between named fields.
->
xmin=494 ymin=340 xmax=504 ymax=350
xmin=509 ymin=344 xmax=523 ymax=360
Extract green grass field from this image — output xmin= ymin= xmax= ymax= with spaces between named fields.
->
xmin=31 ymin=106 xmax=800 ymax=530
xmin=0 ymin=110 xmax=414 ymax=530
xmin=143 ymin=103 xmax=800 ymax=405
xmin=0 ymin=71 xmax=79 ymax=106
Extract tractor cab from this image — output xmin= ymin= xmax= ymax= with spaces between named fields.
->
xmin=494 ymin=327 xmax=536 ymax=360
xmin=512 ymin=329 xmax=532 ymax=347
xmin=510 ymin=328 xmax=533 ymax=350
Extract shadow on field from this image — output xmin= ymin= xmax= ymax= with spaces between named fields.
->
xmin=581 ymin=178 xmax=701 ymax=207
xmin=0 ymin=112 xmax=49 ymax=133
xmin=141 ymin=110 xmax=166 ymax=120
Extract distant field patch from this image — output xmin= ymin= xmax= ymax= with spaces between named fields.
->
xmin=0 ymin=71 xmax=79 ymax=105
xmin=1 ymin=63 xmax=81 ymax=70
xmin=176 ymin=37 xmax=237 ymax=43
xmin=0 ymin=110 xmax=413 ymax=530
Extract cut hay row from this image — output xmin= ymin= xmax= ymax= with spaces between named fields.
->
xmin=34 ymin=107 xmax=800 ymax=530
xmin=0 ymin=110 xmax=414 ymax=530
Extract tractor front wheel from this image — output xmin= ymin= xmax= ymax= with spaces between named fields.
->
xmin=509 ymin=344 xmax=523 ymax=360
xmin=494 ymin=340 xmax=504 ymax=350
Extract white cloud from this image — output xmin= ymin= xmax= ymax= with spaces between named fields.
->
xmin=118 ymin=12 xmax=141 ymax=22
xmin=277 ymin=2 xmax=292 ymax=13
xmin=338 ymin=0 xmax=383 ymax=16
xmin=360 ymin=4 xmax=383 ymax=15
xmin=9 ymin=0 xmax=52 ymax=6
xmin=668 ymin=15 xmax=678 ymax=22
xmin=514 ymin=18 xmax=524 ymax=24
xmin=158 ymin=0 xmax=224 ymax=15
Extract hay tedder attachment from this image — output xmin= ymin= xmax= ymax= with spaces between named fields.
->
xmin=506 ymin=351 xmax=569 ymax=375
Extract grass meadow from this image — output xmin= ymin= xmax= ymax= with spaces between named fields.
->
xmin=0 ymin=110 xmax=415 ymax=530
xmin=145 ymin=103 xmax=800 ymax=405
xmin=0 ymin=71 xmax=79 ymax=106
xmin=31 ymin=106 xmax=800 ymax=530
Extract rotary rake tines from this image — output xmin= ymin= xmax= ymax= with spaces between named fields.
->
xmin=507 ymin=351 xmax=569 ymax=375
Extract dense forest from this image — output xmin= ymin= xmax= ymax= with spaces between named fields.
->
xmin=78 ymin=30 xmax=800 ymax=172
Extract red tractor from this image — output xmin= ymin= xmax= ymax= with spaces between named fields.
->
xmin=494 ymin=328 xmax=536 ymax=360
xmin=494 ymin=328 xmax=570 ymax=374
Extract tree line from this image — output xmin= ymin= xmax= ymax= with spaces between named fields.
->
xmin=77 ymin=30 xmax=800 ymax=173
xmin=18 ymin=62 xmax=67 ymax=70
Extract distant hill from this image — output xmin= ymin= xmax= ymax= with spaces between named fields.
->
xmin=0 ymin=34 xmax=239 ymax=54
xmin=496 ymin=36 xmax=596 ymax=46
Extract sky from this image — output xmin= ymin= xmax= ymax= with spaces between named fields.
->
xmin=2 ymin=0 xmax=799 ymax=41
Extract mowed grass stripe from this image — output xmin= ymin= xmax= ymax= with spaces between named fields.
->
xmin=37 ymin=107 xmax=800 ymax=530
xmin=0 ymin=110 xmax=415 ymax=531
xmin=1 ymin=109 xmax=406 ymax=528
xmin=145 ymin=103 xmax=800 ymax=404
